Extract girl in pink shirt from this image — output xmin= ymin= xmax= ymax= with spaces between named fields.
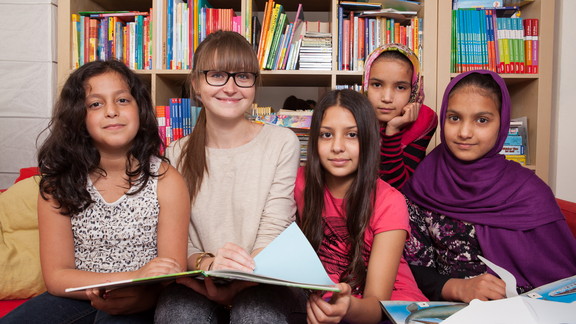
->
xmin=295 ymin=89 xmax=426 ymax=324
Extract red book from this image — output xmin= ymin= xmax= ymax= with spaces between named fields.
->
xmin=358 ymin=18 xmax=365 ymax=65
xmin=343 ymin=19 xmax=350 ymax=71
xmin=84 ymin=17 xmax=90 ymax=63
xmin=400 ymin=26 xmax=406 ymax=46
xmin=532 ymin=19 xmax=538 ymax=74
xmin=525 ymin=19 xmax=533 ymax=74
xmin=349 ymin=11 xmax=354 ymax=71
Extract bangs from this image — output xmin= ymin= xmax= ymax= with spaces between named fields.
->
xmin=199 ymin=46 xmax=259 ymax=74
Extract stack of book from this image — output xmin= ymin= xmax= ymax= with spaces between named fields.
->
xmin=298 ymin=31 xmax=332 ymax=70
xmin=337 ymin=4 xmax=423 ymax=71
xmin=500 ymin=117 xmax=528 ymax=165
xmin=451 ymin=6 xmax=539 ymax=74
xmin=71 ymin=11 xmax=152 ymax=70
xmin=156 ymin=98 xmax=201 ymax=148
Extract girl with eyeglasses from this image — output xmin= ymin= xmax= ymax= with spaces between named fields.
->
xmin=154 ymin=31 xmax=307 ymax=324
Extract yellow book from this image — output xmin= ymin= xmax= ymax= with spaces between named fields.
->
xmin=72 ymin=14 xmax=80 ymax=69
xmin=262 ymin=4 xmax=282 ymax=69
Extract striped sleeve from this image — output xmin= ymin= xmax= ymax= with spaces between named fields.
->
xmin=379 ymin=127 xmax=437 ymax=190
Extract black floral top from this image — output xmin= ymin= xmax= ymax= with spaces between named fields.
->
xmin=403 ymin=196 xmax=532 ymax=300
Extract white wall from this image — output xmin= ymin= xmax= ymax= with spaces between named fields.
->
xmin=550 ymin=0 xmax=576 ymax=203
xmin=0 ymin=0 xmax=56 ymax=188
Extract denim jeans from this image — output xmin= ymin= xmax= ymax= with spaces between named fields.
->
xmin=154 ymin=282 xmax=308 ymax=324
xmin=0 ymin=291 xmax=155 ymax=324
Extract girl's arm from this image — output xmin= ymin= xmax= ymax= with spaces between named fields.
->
xmin=37 ymin=193 xmax=154 ymax=300
xmin=379 ymin=127 xmax=436 ymax=190
xmin=154 ymin=162 xmax=190 ymax=271
xmin=307 ymin=230 xmax=407 ymax=324
xmin=39 ymin=163 xmax=190 ymax=301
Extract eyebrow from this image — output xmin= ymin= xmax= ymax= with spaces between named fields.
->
xmin=369 ymin=77 xmax=410 ymax=85
xmin=86 ymin=89 xmax=131 ymax=99
xmin=446 ymin=109 xmax=496 ymax=117
xmin=320 ymin=125 xmax=358 ymax=130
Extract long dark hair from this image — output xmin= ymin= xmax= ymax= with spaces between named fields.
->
xmin=177 ymin=30 xmax=261 ymax=203
xmin=37 ymin=59 xmax=167 ymax=215
xmin=300 ymin=89 xmax=380 ymax=291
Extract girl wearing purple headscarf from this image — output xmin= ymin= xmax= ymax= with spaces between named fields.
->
xmin=402 ymin=70 xmax=576 ymax=303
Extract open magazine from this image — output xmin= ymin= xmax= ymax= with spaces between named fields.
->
xmin=66 ymin=223 xmax=340 ymax=293
xmin=381 ymin=256 xmax=576 ymax=324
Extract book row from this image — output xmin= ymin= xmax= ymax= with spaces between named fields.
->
xmin=451 ymin=8 xmax=539 ymax=74
xmin=338 ymin=6 xmax=423 ymax=71
xmin=255 ymin=1 xmax=308 ymax=70
xmin=156 ymin=99 xmax=201 ymax=148
xmin=72 ymin=12 xmax=152 ymax=70
xmin=155 ymin=0 xmax=241 ymax=70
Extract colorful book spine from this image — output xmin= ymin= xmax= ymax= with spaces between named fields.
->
xmin=165 ymin=106 xmax=172 ymax=147
xmin=525 ymin=18 xmax=533 ymax=73
xmin=532 ymin=18 xmax=538 ymax=74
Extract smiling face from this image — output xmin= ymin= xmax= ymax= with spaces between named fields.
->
xmin=366 ymin=57 xmax=413 ymax=124
xmin=317 ymin=105 xmax=360 ymax=193
xmin=193 ymin=69 xmax=255 ymax=123
xmin=84 ymin=72 xmax=140 ymax=155
xmin=444 ymin=87 xmax=501 ymax=161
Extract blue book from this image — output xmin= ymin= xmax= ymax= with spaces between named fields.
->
xmin=167 ymin=0 xmax=173 ymax=69
xmin=137 ymin=15 xmax=144 ymax=70
xmin=338 ymin=5 xmax=343 ymax=70
xmin=80 ymin=16 xmax=85 ymax=66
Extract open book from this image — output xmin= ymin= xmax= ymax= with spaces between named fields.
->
xmin=66 ymin=223 xmax=340 ymax=293
xmin=380 ymin=256 xmax=576 ymax=324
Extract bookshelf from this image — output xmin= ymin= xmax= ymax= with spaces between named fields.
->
xmin=437 ymin=0 xmax=554 ymax=183
xmin=57 ymin=0 xmax=438 ymax=127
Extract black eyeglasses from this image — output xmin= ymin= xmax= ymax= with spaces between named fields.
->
xmin=201 ymin=70 xmax=258 ymax=88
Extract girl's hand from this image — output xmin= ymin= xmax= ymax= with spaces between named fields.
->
xmin=442 ymin=274 xmax=506 ymax=303
xmin=307 ymin=283 xmax=352 ymax=324
xmin=385 ymin=102 xmax=421 ymax=136
xmin=176 ymin=277 xmax=257 ymax=305
xmin=134 ymin=257 xmax=183 ymax=279
xmin=212 ymin=242 xmax=256 ymax=272
xmin=86 ymin=285 xmax=160 ymax=315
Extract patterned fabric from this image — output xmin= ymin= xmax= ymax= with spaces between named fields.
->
xmin=404 ymin=197 xmax=534 ymax=294
xmin=404 ymin=197 xmax=486 ymax=279
xmin=380 ymin=121 xmax=436 ymax=190
xmin=71 ymin=156 xmax=161 ymax=273
xmin=318 ymin=208 xmax=370 ymax=297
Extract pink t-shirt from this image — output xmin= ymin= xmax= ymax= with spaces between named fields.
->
xmin=295 ymin=167 xmax=427 ymax=301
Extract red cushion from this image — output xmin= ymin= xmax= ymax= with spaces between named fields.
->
xmin=15 ymin=167 xmax=40 ymax=184
xmin=1 ymin=167 xmax=39 ymax=192
xmin=0 ymin=300 xmax=28 ymax=318
xmin=557 ymin=198 xmax=576 ymax=239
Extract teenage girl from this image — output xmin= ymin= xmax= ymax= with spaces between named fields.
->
xmin=0 ymin=60 xmax=190 ymax=323
xmin=363 ymin=44 xmax=438 ymax=189
xmin=295 ymin=89 xmax=427 ymax=324
xmin=154 ymin=31 xmax=307 ymax=323
xmin=402 ymin=70 xmax=576 ymax=303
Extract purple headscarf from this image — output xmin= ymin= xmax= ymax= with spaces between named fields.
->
xmin=403 ymin=70 xmax=576 ymax=288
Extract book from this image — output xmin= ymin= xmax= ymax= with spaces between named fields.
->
xmin=65 ymin=223 xmax=340 ymax=293
xmin=382 ymin=257 xmax=576 ymax=324
xmin=380 ymin=301 xmax=467 ymax=324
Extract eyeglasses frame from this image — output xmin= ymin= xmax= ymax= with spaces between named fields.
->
xmin=201 ymin=70 xmax=258 ymax=88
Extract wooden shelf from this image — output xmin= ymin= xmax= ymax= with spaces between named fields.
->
xmin=437 ymin=0 xmax=553 ymax=183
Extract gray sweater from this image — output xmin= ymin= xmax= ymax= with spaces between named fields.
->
xmin=166 ymin=124 xmax=301 ymax=258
